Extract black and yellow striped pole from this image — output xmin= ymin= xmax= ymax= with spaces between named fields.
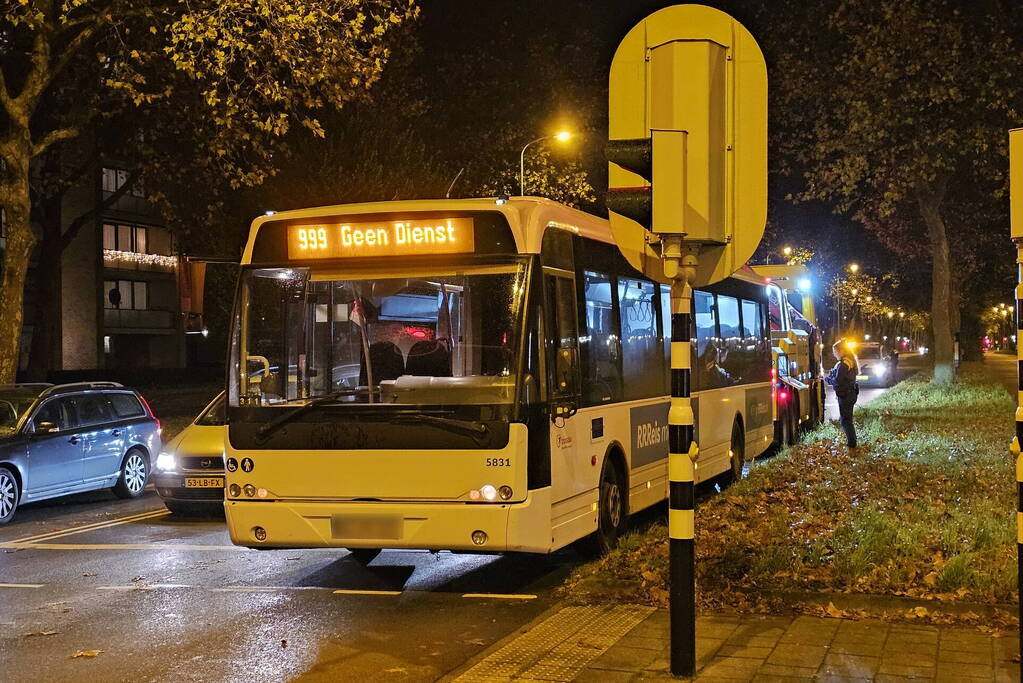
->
xmin=1009 ymin=128 xmax=1023 ymax=667
xmin=663 ymin=235 xmax=699 ymax=677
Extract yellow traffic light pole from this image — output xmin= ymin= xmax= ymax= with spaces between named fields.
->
xmin=1009 ymin=127 xmax=1023 ymax=667
xmin=608 ymin=6 xmax=766 ymax=676
xmin=662 ymin=235 xmax=700 ymax=675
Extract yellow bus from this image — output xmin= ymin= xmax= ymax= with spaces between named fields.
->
xmin=224 ymin=198 xmax=776 ymax=559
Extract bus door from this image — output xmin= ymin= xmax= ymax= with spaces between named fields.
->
xmin=543 ymin=269 xmax=582 ymax=502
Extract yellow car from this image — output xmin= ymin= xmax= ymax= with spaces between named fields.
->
xmin=152 ymin=393 xmax=227 ymax=516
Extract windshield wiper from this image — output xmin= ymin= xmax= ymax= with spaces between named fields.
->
xmin=390 ymin=413 xmax=490 ymax=441
xmin=254 ymin=389 xmax=378 ymax=441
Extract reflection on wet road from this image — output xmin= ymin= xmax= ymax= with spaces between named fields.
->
xmin=0 ymin=491 xmax=579 ymax=681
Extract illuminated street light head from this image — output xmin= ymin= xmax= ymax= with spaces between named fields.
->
xmin=848 ymin=263 xmax=860 ymax=273
xmin=797 ymin=278 xmax=811 ymax=292
xmin=554 ymin=130 xmax=572 ymax=142
xmin=887 ymin=311 xmax=894 ymax=318
xmin=782 ymin=246 xmax=793 ymax=257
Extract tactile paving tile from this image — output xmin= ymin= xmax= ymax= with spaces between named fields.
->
xmin=453 ymin=604 xmax=654 ymax=682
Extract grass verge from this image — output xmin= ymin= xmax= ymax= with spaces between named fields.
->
xmin=560 ymin=361 xmax=1017 ymax=614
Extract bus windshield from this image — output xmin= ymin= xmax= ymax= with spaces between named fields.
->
xmin=231 ymin=262 xmax=528 ymax=407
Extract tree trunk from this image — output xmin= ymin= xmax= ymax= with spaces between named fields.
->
xmin=916 ymin=182 xmax=954 ymax=385
xmin=0 ymin=141 xmax=36 ymax=383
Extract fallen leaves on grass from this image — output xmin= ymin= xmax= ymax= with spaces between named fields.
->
xmin=560 ymin=363 xmax=1017 ymax=619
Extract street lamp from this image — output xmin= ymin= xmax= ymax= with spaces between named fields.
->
xmin=520 ymin=131 xmax=572 ymax=196
xmin=848 ymin=263 xmax=860 ymax=274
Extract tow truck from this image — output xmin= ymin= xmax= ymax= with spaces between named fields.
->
xmin=752 ymin=264 xmax=827 ymax=446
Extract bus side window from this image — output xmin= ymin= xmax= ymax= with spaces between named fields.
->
xmin=717 ymin=295 xmax=743 ymax=384
xmin=694 ymin=291 xmax=718 ymax=391
xmin=742 ymin=298 xmax=770 ymax=383
xmin=581 ymin=271 xmax=622 ymax=404
xmin=619 ymin=278 xmax=663 ymax=399
xmin=544 ymin=273 xmax=580 ymax=404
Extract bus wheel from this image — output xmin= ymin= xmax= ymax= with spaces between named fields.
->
xmin=729 ymin=421 xmax=746 ymax=482
xmin=347 ymin=548 xmax=381 ymax=565
xmin=591 ymin=460 xmax=626 ymax=554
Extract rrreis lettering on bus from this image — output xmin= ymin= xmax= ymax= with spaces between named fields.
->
xmin=288 ymin=218 xmax=474 ymax=259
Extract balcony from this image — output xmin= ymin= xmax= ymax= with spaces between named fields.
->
xmin=104 ymin=308 xmax=175 ymax=331
xmin=103 ymin=250 xmax=177 ymax=274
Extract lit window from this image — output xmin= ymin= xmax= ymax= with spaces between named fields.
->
xmin=103 ymin=223 xmax=149 ymax=254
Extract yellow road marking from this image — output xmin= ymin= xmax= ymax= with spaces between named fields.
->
xmin=461 ymin=593 xmax=537 ymax=600
xmin=0 ymin=583 xmax=44 ymax=588
xmin=9 ymin=508 xmax=169 ymax=544
xmin=0 ymin=542 xmax=249 ymax=551
xmin=332 ymin=589 xmax=403 ymax=596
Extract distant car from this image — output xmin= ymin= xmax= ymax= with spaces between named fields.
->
xmin=856 ymin=343 xmax=895 ymax=387
xmin=0 ymin=382 xmax=162 ymax=524
xmin=152 ymin=392 xmax=226 ymax=516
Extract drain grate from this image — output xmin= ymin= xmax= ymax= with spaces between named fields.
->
xmin=452 ymin=604 xmax=653 ymax=682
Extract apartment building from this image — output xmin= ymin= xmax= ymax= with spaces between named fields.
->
xmin=18 ymin=166 xmax=201 ymax=374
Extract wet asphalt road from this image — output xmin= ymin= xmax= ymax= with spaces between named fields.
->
xmin=0 ymin=490 xmax=581 ymax=682
xmin=824 ymin=352 xmax=926 ymax=418
xmin=0 ymin=360 xmax=925 ymax=682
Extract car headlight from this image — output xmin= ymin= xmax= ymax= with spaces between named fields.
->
xmin=875 ymin=365 xmax=887 ymax=377
xmin=155 ymin=452 xmax=176 ymax=471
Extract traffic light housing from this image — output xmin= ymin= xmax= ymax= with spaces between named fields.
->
xmin=605 ymin=137 xmax=652 ymax=228
xmin=606 ymin=131 xmax=688 ymax=235
xmin=607 ymin=4 xmax=767 ymax=287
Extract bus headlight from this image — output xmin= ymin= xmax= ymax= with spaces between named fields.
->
xmin=228 ymin=483 xmax=241 ymax=498
xmin=498 ymin=486 xmax=513 ymax=500
xmin=480 ymin=484 xmax=498 ymax=501
xmin=155 ymin=452 xmax=176 ymax=471
xmin=243 ymin=484 xmax=257 ymax=498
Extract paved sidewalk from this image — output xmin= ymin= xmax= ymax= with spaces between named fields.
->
xmin=577 ymin=610 xmax=1019 ymax=682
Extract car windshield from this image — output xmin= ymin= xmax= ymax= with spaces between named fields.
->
xmin=230 ymin=261 xmax=528 ymax=407
xmin=195 ymin=394 xmax=226 ymax=426
xmin=0 ymin=394 xmax=37 ymax=433
xmin=858 ymin=346 xmax=882 ymax=360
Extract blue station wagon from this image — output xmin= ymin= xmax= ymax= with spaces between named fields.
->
xmin=0 ymin=382 xmax=162 ymax=524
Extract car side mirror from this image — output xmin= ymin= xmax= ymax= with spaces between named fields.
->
xmin=35 ymin=421 xmax=58 ymax=434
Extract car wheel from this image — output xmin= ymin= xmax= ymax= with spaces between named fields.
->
xmin=0 ymin=468 xmax=19 ymax=524
xmin=586 ymin=458 xmax=627 ymax=555
xmin=729 ymin=421 xmax=746 ymax=482
xmin=112 ymin=449 xmax=149 ymax=499
xmin=347 ymin=548 xmax=381 ymax=565
xmin=165 ymin=500 xmax=222 ymax=518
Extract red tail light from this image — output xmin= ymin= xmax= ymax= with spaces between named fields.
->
xmin=779 ymin=390 xmax=789 ymax=402
xmin=138 ymin=394 xmax=161 ymax=431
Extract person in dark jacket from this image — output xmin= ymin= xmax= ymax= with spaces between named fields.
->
xmin=826 ymin=339 xmax=860 ymax=448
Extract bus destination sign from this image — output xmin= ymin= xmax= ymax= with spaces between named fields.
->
xmin=287 ymin=218 xmax=475 ymax=259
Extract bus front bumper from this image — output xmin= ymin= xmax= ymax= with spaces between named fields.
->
xmin=225 ymin=489 xmax=552 ymax=554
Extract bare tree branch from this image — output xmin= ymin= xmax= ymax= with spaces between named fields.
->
xmin=32 ymin=127 xmax=79 ymax=156
xmin=60 ymin=168 xmax=141 ymax=251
